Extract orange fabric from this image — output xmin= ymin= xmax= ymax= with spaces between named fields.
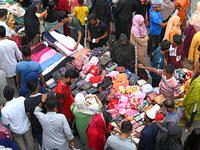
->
xmin=169 ymin=29 xmax=179 ymax=43
xmin=112 ymin=73 xmax=129 ymax=91
xmin=72 ymin=47 xmax=90 ymax=58
xmin=40 ymin=10 xmax=47 ymax=18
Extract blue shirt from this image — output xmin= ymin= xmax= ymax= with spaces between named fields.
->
xmin=15 ymin=61 xmax=43 ymax=85
xmin=150 ymin=47 xmax=165 ymax=79
xmin=149 ymin=6 xmax=163 ymax=35
xmin=138 ymin=122 xmax=158 ymax=150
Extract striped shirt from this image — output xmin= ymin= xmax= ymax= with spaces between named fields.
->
xmin=158 ymin=69 xmax=182 ymax=99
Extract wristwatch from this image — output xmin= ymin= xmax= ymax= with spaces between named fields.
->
xmin=40 ymin=100 xmax=45 ymax=104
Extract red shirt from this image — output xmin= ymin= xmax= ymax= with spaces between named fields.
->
xmin=165 ymin=43 xmax=185 ymax=69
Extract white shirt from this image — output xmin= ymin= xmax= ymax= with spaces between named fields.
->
xmin=0 ymin=21 xmax=12 ymax=38
xmin=1 ymin=97 xmax=31 ymax=134
xmin=34 ymin=106 xmax=74 ymax=150
xmin=0 ymin=39 xmax=22 ymax=77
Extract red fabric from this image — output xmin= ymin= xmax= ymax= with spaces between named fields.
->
xmin=89 ymin=76 xmax=101 ymax=83
xmin=87 ymin=113 xmax=113 ymax=150
xmin=155 ymin=114 xmax=165 ymax=121
xmin=108 ymin=99 xmax=119 ymax=109
xmin=56 ymin=78 xmax=74 ymax=125
xmin=14 ymin=35 xmax=21 ymax=48
xmin=165 ymin=43 xmax=185 ymax=69
xmin=88 ymin=65 xmax=99 ymax=76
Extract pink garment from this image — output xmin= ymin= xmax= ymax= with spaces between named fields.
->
xmin=31 ymin=47 xmax=51 ymax=62
xmin=131 ymin=14 xmax=147 ymax=38
xmin=39 ymin=49 xmax=56 ymax=64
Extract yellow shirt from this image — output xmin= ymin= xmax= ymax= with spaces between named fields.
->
xmin=73 ymin=6 xmax=89 ymax=26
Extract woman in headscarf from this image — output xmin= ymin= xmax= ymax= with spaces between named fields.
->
xmin=160 ymin=0 xmax=175 ymax=42
xmin=163 ymin=15 xmax=182 ymax=43
xmin=130 ymin=14 xmax=148 ymax=66
xmin=44 ymin=1 xmax=63 ymax=33
xmin=87 ymin=111 xmax=121 ymax=150
xmin=184 ymin=128 xmax=200 ymax=150
xmin=70 ymin=93 xmax=102 ymax=149
xmin=184 ymin=2 xmax=200 ymax=57
xmin=18 ymin=72 xmax=46 ymax=98
xmin=24 ymin=4 xmax=41 ymax=47
xmin=183 ymin=71 xmax=200 ymax=132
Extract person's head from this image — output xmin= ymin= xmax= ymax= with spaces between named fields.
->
xmin=3 ymin=86 xmax=14 ymax=101
xmin=78 ymin=0 xmax=84 ymax=5
xmin=64 ymin=69 xmax=79 ymax=85
xmin=0 ymin=9 xmax=8 ymax=20
xmin=27 ymin=79 xmax=39 ymax=93
xmin=196 ymin=1 xmax=200 ymax=11
xmin=47 ymin=1 xmax=56 ymax=11
xmin=102 ymin=111 xmax=112 ymax=128
xmin=133 ymin=14 xmax=145 ymax=26
xmin=184 ymin=128 xmax=200 ymax=150
xmin=21 ymin=44 xmax=31 ymax=57
xmin=145 ymin=110 xmax=155 ymax=123
xmin=119 ymin=33 xmax=128 ymax=45
xmin=53 ymin=0 xmax=58 ymax=4
xmin=162 ymin=64 xmax=175 ymax=77
xmin=89 ymin=13 xmax=98 ymax=26
xmin=173 ymin=34 xmax=182 ymax=47
xmin=0 ymin=26 xmax=6 ymax=38
xmin=160 ymin=40 xmax=171 ymax=52
xmin=59 ymin=11 xmax=69 ymax=22
xmin=153 ymin=4 xmax=162 ymax=11
xmin=163 ymin=99 xmax=175 ymax=112
xmin=45 ymin=95 xmax=57 ymax=111
xmin=121 ymin=121 xmax=132 ymax=135
xmin=106 ymin=39 xmax=115 ymax=50
xmin=74 ymin=93 xmax=86 ymax=110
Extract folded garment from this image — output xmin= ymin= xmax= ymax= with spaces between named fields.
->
xmin=31 ymin=47 xmax=51 ymax=62
xmin=39 ymin=49 xmax=57 ymax=64
xmin=41 ymin=52 xmax=63 ymax=71
xmin=43 ymin=30 xmax=59 ymax=44
xmin=72 ymin=47 xmax=90 ymax=58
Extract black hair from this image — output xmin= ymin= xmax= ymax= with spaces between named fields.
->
xmin=105 ymin=146 xmax=113 ymax=150
xmin=65 ymin=69 xmax=79 ymax=79
xmin=198 ymin=45 xmax=200 ymax=52
xmin=27 ymin=79 xmax=39 ymax=93
xmin=103 ymin=111 xmax=112 ymax=128
xmin=78 ymin=0 xmax=84 ymax=5
xmin=88 ymin=13 xmax=97 ymax=21
xmin=173 ymin=34 xmax=182 ymax=46
xmin=191 ymin=71 xmax=200 ymax=83
xmin=45 ymin=95 xmax=57 ymax=111
xmin=3 ymin=86 xmax=14 ymax=101
xmin=0 ymin=26 xmax=6 ymax=38
xmin=53 ymin=0 xmax=58 ymax=4
xmin=146 ymin=115 xmax=154 ymax=123
xmin=59 ymin=11 xmax=68 ymax=20
xmin=22 ymin=44 xmax=31 ymax=57
xmin=47 ymin=1 xmax=56 ymax=10
xmin=161 ymin=40 xmax=171 ymax=51
xmin=121 ymin=121 xmax=132 ymax=133
xmin=163 ymin=99 xmax=175 ymax=108
xmin=0 ymin=9 xmax=7 ymax=18
xmin=184 ymin=128 xmax=200 ymax=150
xmin=164 ymin=64 xmax=175 ymax=75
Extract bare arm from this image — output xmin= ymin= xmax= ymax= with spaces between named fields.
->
xmin=37 ymin=1 xmax=42 ymax=13
xmin=49 ymin=22 xmax=65 ymax=32
xmin=192 ymin=61 xmax=200 ymax=78
xmin=137 ymin=64 xmax=160 ymax=76
xmin=16 ymin=73 xmax=21 ymax=91
xmin=159 ymin=22 xmax=168 ymax=28
xmin=87 ymin=29 xmax=91 ymax=40
xmin=97 ymin=31 xmax=108 ymax=41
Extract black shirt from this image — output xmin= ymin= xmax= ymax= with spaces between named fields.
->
xmin=88 ymin=20 xmax=107 ymax=45
xmin=24 ymin=95 xmax=47 ymax=129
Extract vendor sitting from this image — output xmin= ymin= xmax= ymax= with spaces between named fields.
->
xmin=138 ymin=64 xmax=184 ymax=100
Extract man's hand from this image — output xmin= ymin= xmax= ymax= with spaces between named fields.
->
xmin=159 ymin=110 xmax=165 ymax=115
xmin=87 ymin=36 xmax=91 ymax=41
xmin=73 ymin=44 xmax=78 ymax=50
xmin=19 ymin=0 xmax=23 ymax=2
xmin=137 ymin=64 xmax=144 ymax=69
xmin=168 ymin=94 xmax=175 ymax=99
xmin=17 ymin=85 xmax=21 ymax=91
xmin=49 ymin=29 xmax=54 ymax=32
xmin=41 ymin=94 xmax=47 ymax=103
xmin=95 ymin=38 xmax=99 ymax=43
xmin=156 ymin=121 xmax=162 ymax=126
xmin=184 ymin=65 xmax=190 ymax=70
xmin=0 ymin=105 xmax=3 ymax=111
xmin=70 ymin=140 xmax=75 ymax=149
xmin=189 ymin=60 xmax=194 ymax=65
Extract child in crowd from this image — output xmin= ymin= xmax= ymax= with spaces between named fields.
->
xmin=165 ymin=34 xmax=189 ymax=69
xmin=73 ymin=0 xmax=89 ymax=29
xmin=147 ymin=0 xmax=168 ymax=62
xmin=150 ymin=40 xmax=171 ymax=87
xmin=138 ymin=64 xmax=184 ymax=100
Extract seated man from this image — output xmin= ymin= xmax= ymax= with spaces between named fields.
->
xmin=138 ymin=64 xmax=184 ymax=99
xmin=104 ymin=121 xmax=137 ymax=150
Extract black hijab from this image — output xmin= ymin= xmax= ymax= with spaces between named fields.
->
xmin=24 ymin=4 xmax=40 ymax=42
xmin=44 ymin=1 xmax=59 ymax=23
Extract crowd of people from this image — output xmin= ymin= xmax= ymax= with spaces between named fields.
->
xmin=0 ymin=0 xmax=200 ymax=150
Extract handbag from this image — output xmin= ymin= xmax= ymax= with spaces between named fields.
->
xmin=65 ymin=62 xmax=75 ymax=70
xmin=105 ymin=61 xmax=118 ymax=72
xmin=52 ymin=70 xmax=63 ymax=83
xmin=141 ymin=84 xmax=153 ymax=93
xmin=100 ymin=55 xmax=112 ymax=66
xmin=72 ymin=58 xmax=83 ymax=70
xmin=137 ymin=79 xmax=147 ymax=86
xmin=154 ymin=94 xmax=166 ymax=105
xmin=146 ymin=92 xmax=159 ymax=104
xmin=87 ymin=87 xmax=99 ymax=94
xmin=89 ymin=76 xmax=101 ymax=83
xmin=60 ymin=67 xmax=66 ymax=76
xmin=88 ymin=65 xmax=99 ymax=76
xmin=97 ymin=92 xmax=107 ymax=101
xmin=72 ymin=88 xmax=81 ymax=97
xmin=125 ymin=69 xmax=132 ymax=79
xmin=129 ymin=73 xmax=140 ymax=85
xmin=79 ymin=90 xmax=87 ymax=97
xmin=70 ymin=83 xmax=77 ymax=90
xmin=80 ymin=82 xmax=92 ymax=90
xmin=91 ymin=47 xmax=105 ymax=56
xmin=116 ymin=66 xmax=126 ymax=73
xmin=76 ymin=80 xmax=86 ymax=88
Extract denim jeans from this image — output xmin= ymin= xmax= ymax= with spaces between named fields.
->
xmin=32 ymin=126 xmax=43 ymax=147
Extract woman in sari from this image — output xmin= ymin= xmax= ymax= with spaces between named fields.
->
xmin=130 ymin=14 xmax=148 ymax=66
xmin=184 ymin=2 xmax=200 ymax=57
xmin=184 ymin=71 xmax=200 ymax=132
xmin=163 ymin=15 xmax=182 ymax=43
xmin=87 ymin=111 xmax=121 ymax=150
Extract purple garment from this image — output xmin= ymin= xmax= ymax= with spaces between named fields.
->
xmin=32 ymin=44 xmax=46 ymax=55
xmin=183 ymin=25 xmax=196 ymax=57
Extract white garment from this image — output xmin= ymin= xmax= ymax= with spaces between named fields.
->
xmin=0 ymin=21 xmax=12 ymax=38
xmin=0 ymin=39 xmax=22 ymax=77
xmin=1 ymin=97 xmax=31 ymax=134
xmin=34 ymin=106 xmax=74 ymax=150
xmin=193 ymin=103 xmax=197 ymax=112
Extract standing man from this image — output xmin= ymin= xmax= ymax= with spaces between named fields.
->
xmin=56 ymin=69 xmax=79 ymax=126
xmin=1 ymin=86 xmax=34 ymax=150
xmin=138 ymin=110 xmax=158 ymax=150
xmin=50 ymin=11 xmax=84 ymax=50
xmin=87 ymin=13 xmax=108 ymax=50
xmin=15 ymin=44 xmax=45 ymax=90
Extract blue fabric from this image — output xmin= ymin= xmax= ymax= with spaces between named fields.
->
xmin=150 ymin=47 xmax=165 ymax=79
xmin=18 ymin=72 xmax=46 ymax=97
xmin=41 ymin=52 xmax=63 ymax=71
xmin=43 ymin=30 xmax=60 ymax=44
xmin=149 ymin=6 xmax=163 ymax=35
xmin=16 ymin=61 xmax=43 ymax=85
xmin=138 ymin=122 xmax=158 ymax=150
xmin=32 ymin=126 xmax=43 ymax=147
xmin=0 ymin=138 xmax=20 ymax=150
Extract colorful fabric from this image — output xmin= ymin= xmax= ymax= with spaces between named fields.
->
xmin=188 ymin=2 xmax=200 ymax=32
xmin=39 ymin=49 xmax=57 ymax=64
xmin=184 ymin=77 xmax=200 ymax=122
xmin=31 ymin=47 xmax=51 ymax=62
